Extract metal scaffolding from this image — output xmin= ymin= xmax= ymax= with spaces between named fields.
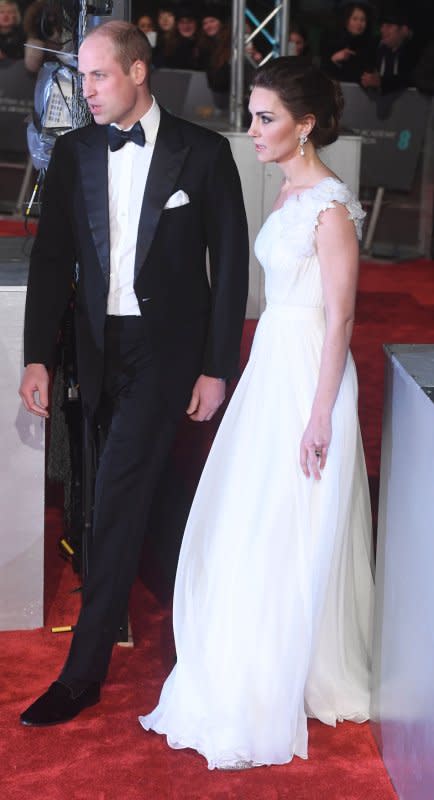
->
xmin=230 ymin=0 xmax=291 ymax=130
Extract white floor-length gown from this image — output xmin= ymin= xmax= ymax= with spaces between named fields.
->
xmin=139 ymin=177 xmax=375 ymax=769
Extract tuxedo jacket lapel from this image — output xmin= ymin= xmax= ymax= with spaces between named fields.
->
xmin=77 ymin=125 xmax=110 ymax=284
xmin=134 ymin=109 xmax=190 ymax=279
xmin=76 ymin=112 xmax=190 ymax=285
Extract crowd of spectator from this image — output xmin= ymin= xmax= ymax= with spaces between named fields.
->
xmin=130 ymin=0 xmax=432 ymax=97
xmin=318 ymin=2 xmax=423 ymax=94
xmin=0 ymin=0 xmax=432 ymax=98
xmin=137 ymin=1 xmax=262 ymax=93
xmin=321 ymin=2 xmax=432 ymax=96
xmin=320 ymin=2 xmax=376 ymax=83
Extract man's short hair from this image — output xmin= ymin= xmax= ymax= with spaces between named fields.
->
xmin=379 ymin=8 xmax=410 ymax=27
xmin=86 ymin=20 xmax=152 ymax=74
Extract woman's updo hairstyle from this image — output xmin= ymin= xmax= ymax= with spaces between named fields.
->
xmin=252 ymin=58 xmax=344 ymax=148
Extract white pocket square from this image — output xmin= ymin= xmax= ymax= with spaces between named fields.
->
xmin=163 ymin=189 xmax=190 ymax=209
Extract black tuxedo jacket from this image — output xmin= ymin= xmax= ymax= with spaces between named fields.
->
xmin=24 ymin=108 xmax=249 ymax=413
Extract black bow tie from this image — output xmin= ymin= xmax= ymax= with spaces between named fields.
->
xmin=108 ymin=121 xmax=145 ymax=152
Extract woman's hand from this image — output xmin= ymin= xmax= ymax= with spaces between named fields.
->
xmin=300 ymin=414 xmax=332 ymax=480
xmin=331 ymin=47 xmax=355 ymax=64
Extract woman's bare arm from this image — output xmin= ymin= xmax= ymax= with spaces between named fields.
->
xmin=300 ymin=202 xmax=359 ymax=479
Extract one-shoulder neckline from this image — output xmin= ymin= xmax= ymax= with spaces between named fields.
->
xmin=271 ymin=176 xmax=345 ymax=216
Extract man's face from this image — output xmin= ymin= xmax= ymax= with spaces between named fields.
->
xmin=0 ymin=3 xmax=18 ymax=31
xmin=380 ymin=22 xmax=408 ymax=50
xmin=78 ymin=34 xmax=148 ymax=128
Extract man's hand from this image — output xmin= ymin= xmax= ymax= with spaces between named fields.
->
xmin=19 ymin=363 xmax=50 ymax=418
xmin=186 ymin=375 xmax=226 ymax=422
xmin=360 ymin=70 xmax=381 ymax=89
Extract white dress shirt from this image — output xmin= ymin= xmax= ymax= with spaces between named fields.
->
xmin=107 ymin=97 xmax=160 ymax=316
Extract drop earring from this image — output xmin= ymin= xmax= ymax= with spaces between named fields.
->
xmin=299 ymin=133 xmax=308 ymax=156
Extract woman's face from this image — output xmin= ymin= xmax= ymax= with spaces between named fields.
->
xmin=289 ymin=32 xmax=305 ymax=56
xmin=346 ymin=8 xmax=367 ymax=35
xmin=158 ymin=10 xmax=175 ymax=32
xmin=177 ymin=16 xmax=197 ymax=38
xmin=137 ymin=15 xmax=154 ymax=34
xmin=202 ymin=16 xmax=222 ymax=37
xmin=248 ymin=87 xmax=309 ymax=165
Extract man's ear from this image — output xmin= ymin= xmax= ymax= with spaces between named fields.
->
xmin=131 ymin=59 xmax=147 ymax=86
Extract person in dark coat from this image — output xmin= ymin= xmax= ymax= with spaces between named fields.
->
xmin=18 ymin=20 xmax=249 ymax=727
xmin=288 ymin=22 xmax=312 ymax=61
xmin=162 ymin=3 xmax=204 ymax=70
xmin=198 ymin=1 xmax=231 ymax=93
xmin=361 ymin=8 xmax=420 ymax=93
xmin=0 ymin=0 xmax=24 ymax=59
xmin=413 ymin=38 xmax=434 ymax=95
xmin=152 ymin=2 xmax=177 ymax=68
xmin=321 ymin=1 xmax=375 ymax=83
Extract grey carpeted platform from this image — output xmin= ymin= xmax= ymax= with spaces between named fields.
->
xmin=0 ymin=236 xmax=31 ymax=284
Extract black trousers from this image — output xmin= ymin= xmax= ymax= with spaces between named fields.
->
xmin=60 ymin=316 xmax=180 ymax=684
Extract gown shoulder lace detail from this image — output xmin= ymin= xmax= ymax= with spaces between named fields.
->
xmin=308 ymin=177 xmax=366 ymax=240
xmin=277 ymin=177 xmax=366 ymax=261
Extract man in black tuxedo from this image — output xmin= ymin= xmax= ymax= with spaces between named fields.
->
xmin=19 ymin=20 xmax=248 ymax=726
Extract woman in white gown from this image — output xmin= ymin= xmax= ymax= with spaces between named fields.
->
xmin=139 ymin=59 xmax=374 ymax=769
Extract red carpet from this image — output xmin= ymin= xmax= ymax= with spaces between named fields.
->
xmin=3 ymin=257 xmax=433 ymax=799
xmin=0 ymin=216 xmax=38 ymax=237
xmin=353 ymin=258 xmax=434 ymax=530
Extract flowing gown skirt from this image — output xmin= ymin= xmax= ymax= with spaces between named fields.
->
xmin=140 ymin=305 xmax=374 ymax=768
